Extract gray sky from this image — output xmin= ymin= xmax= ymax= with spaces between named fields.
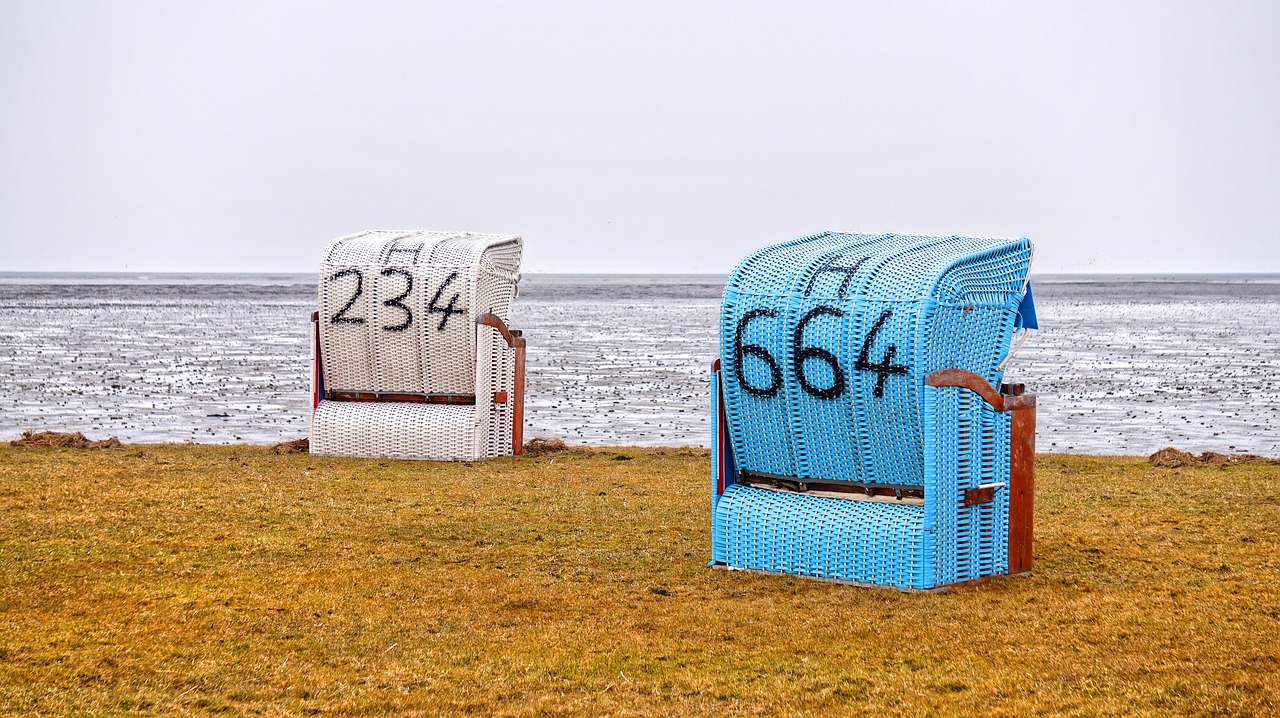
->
xmin=2 ymin=1 xmax=1277 ymax=274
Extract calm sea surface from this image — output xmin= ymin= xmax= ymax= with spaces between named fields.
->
xmin=0 ymin=273 xmax=1277 ymax=455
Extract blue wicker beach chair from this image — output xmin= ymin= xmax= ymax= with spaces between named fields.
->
xmin=710 ymin=233 xmax=1037 ymax=590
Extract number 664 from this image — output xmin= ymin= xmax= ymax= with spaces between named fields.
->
xmin=732 ymin=307 xmax=908 ymax=401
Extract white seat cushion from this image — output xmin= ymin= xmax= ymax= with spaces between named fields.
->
xmin=310 ymin=401 xmax=480 ymax=461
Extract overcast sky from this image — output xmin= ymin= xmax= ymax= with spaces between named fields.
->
xmin=1 ymin=1 xmax=1277 ymax=274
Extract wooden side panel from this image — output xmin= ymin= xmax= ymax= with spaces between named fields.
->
xmin=513 ymin=335 xmax=526 ymax=455
xmin=1008 ymin=397 xmax=1036 ymax=575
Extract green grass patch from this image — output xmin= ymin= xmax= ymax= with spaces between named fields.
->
xmin=1 ymin=445 xmax=1277 ymax=715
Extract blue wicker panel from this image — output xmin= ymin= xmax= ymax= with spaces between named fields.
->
xmin=723 ymin=297 xmax=797 ymax=477
xmin=719 ymin=232 xmax=1031 ymax=487
xmin=922 ymin=382 xmax=1012 ymax=585
xmin=712 ymin=484 xmax=928 ymax=590
xmin=991 ymin=407 xmax=1011 ymax=574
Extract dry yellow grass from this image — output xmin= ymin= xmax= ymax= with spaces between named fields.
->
xmin=1 ymin=445 xmax=1277 ymax=716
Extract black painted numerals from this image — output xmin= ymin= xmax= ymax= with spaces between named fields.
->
xmin=729 ymin=305 xmax=909 ymax=401
xmin=734 ymin=309 xmax=782 ymax=397
xmin=854 ymin=309 xmax=908 ymax=398
xmin=328 ymin=269 xmax=365 ymax=324
xmin=427 ymin=271 xmax=466 ymax=331
xmin=327 ymin=268 xmax=465 ymax=333
xmin=793 ymin=306 xmax=846 ymax=399
xmin=805 ymin=253 xmax=870 ymax=297
xmin=379 ymin=268 xmax=413 ymax=331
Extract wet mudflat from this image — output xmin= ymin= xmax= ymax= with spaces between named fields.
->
xmin=0 ymin=273 xmax=1276 ymax=454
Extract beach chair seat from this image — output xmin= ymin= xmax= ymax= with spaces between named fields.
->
xmin=711 ymin=232 xmax=1037 ymax=590
xmin=309 ymin=231 xmax=525 ymax=461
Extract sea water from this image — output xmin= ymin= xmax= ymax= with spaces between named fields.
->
xmin=0 ymin=273 xmax=1276 ymax=455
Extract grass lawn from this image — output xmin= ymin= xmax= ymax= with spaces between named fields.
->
xmin=1 ymin=444 xmax=1278 ymax=716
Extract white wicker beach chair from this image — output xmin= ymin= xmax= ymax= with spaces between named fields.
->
xmin=309 ymin=231 xmax=525 ymax=460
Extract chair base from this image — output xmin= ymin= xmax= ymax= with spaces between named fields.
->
xmin=713 ymin=483 xmax=944 ymax=589
xmin=310 ymin=400 xmax=495 ymax=461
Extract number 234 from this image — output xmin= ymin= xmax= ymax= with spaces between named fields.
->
xmin=327 ymin=269 xmax=465 ymax=332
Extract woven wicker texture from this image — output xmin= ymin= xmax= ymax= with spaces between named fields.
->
xmin=713 ymin=486 xmax=926 ymax=588
xmin=712 ymin=232 xmax=1032 ymax=589
xmin=310 ymin=230 xmax=522 ymax=461
xmin=719 ymin=232 xmax=1031 ymax=487
xmin=311 ymin=401 xmax=482 ymax=460
xmin=711 ymin=381 xmax=1014 ymax=589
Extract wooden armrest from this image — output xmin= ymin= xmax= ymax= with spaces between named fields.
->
xmin=925 ymin=369 xmax=1036 ymax=412
xmin=925 ymin=369 xmax=1005 ymax=409
xmin=476 ymin=313 xmax=525 ymax=348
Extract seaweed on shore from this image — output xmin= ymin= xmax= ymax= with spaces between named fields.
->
xmin=522 ymin=437 xmax=568 ymax=456
xmin=271 ymin=438 xmax=309 ymax=454
xmin=1150 ymin=446 xmax=1279 ymax=468
xmin=9 ymin=430 xmax=121 ymax=449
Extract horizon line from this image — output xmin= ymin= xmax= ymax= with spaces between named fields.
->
xmin=4 ymin=270 xmax=1280 ymax=277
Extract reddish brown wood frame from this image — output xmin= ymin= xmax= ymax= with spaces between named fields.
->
xmin=926 ymin=369 xmax=1036 ymax=576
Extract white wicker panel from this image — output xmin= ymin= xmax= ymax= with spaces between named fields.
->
xmin=419 ymin=265 xmax=478 ymax=394
xmin=312 ymin=230 xmax=523 ymax=460
xmin=310 ymin=401 xmax=481 ymax=460
xmin=318 ymin=231 xmax=521 ymax=395
xmin=369 ymin=264 xmax=423 ymax=392
xmin=326 ymin=231 xmax=453 ymax=266
xmin=479 ymin=239 xmax=523 ymax=284
xmin=318 ymin=265 xmax=374 ymax=392
xmin=481 ymin=324 xmax=514 ymax=457
xmin=475 ymin=273 xmax=516 ymax=321
xmin=472 ymin=322 xmax=496 ymax=457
